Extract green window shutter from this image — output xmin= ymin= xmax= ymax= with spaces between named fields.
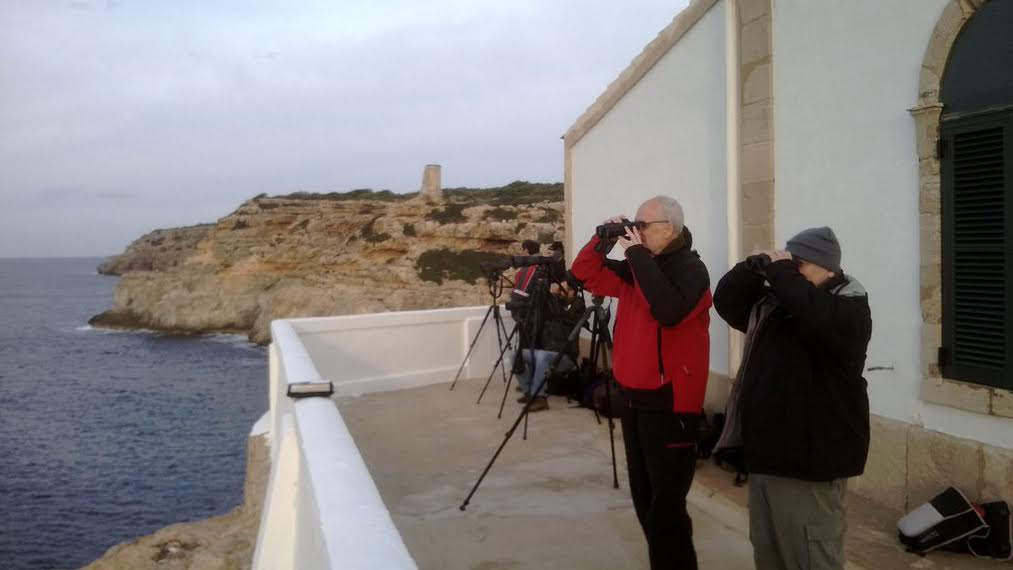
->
xmin=941 ymin=111 xmax=1011 ymax=388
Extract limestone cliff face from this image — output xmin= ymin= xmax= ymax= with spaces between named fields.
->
xmin=90 ymin=186 xmax=564 ymax=343
xmin=97 ymin=224 xmax=214 ymax=276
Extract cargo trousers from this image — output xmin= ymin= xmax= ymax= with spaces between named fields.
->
xmin=748 ymin=473 xmax=848 ymax=570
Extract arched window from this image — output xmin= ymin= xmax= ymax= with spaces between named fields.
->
xmin=939 ymin=0 xmax=1013 ymax=388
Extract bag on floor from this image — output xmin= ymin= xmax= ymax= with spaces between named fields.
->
xmin=939 ymin=500 xmax=1013 ymax=561
xmin=897 ymin=486 xmax=987 ymax=554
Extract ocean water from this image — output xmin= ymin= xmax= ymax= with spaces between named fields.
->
xmin=0 ymin=258 xmax=268 ymax=570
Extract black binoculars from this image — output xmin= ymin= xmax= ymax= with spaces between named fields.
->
xmin=595 ymin=220 xmax=645 ymax=241
xmin=744 ymin=253 xmax=772 ymax=272
xmin=744 ymin=253 xmax=801 ymax=273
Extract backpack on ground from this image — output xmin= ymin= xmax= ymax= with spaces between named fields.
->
xmin=939 ymin=500 xmax=1013 ymax=561
xmin=898 ymin=486 xmax=1012 ymax=560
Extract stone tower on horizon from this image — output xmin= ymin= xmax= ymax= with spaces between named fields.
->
xmin=421 ymin=164 xmax=442 ymax=200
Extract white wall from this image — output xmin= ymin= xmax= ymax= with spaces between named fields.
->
xmin=773 ymin=0 xmax=1013 ymax=449
xmin=570 ymin=0 xmax=730 ymax=377
xmin=292 ymin=307 xmax=510 ymax=396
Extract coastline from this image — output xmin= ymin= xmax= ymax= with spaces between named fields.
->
xmin=84 ymin=416 xmax=271 ymax=570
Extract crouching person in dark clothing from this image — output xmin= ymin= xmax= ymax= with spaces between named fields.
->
xmin=713 ymin=226 xmax=873 ymax=570
xmin=515 ymin=279 xmax=585 ymax=412
xmin=571 ymin=195 xmax=711 ymax=570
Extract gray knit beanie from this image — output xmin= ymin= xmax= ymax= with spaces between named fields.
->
xmin=785 ymin=226 xmax=841 ymax=272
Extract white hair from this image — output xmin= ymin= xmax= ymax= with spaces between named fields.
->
xmin=649 ymin=195 xmax=684 ymax=234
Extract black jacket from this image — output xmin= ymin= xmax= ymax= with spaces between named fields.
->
xmin=714 ymin=260 xmax=872 ymax=481
xmin=538 ymin=292 xmax=586 ymax=356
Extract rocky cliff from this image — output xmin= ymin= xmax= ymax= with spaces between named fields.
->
xmin=90 ymin=183 xmax=565 ymax=343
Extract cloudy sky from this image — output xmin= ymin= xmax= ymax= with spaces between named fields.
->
xmin=0 ymin=0 xmax=688 ymax=258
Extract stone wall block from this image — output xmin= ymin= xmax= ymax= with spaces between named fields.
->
xmin=907 ymin=428 xmax=982 ymax=509
xmin=919 ymin=213 xmax=941 ymax=259
xmin=920 ymin=262 xmax=941 ymax=299
xmin=919 ymin=179 xmax=941 ymax=215
xmin=741 ymin=101 xmax=772 ymax=145
xmin=741 ymin=142 xmax=773 ymax=185
xmin=738 ymin=0 xmax=769 ymax=25
xmin=742 ymin=224 xmax=773 ymax=253
xmin=921 ymin=324 xmax=942 ymax=375
xmin=925 ymin=27 xmax=957 ymax=79
xmin=921 ymin=292 xmax=942 ymax=326
xmin=992 ymin=389 xmax=1013 ymax=419
xmin=936 ymin=1 xmax=967 ymax=40
xmin=921 ymin=377 xmax=991 ymax=414
xmin=742 ymin=63 xmax=772 ymax=105
xmin=958 ymin=0 xmax=986 ymax=19
xmin=918 ymin=66 xmax=940 ymax=102
xmin=913 ymin=109 xmax=942 ymax=160
xmin=741 ymin=182 xmax=774 ymax=226
xmin=852 ymin=415 xmax=909 ymax=512
xmin=981 ymin=444 xmax=1013 ymax=503
xmin=740 ymin=15 xmax=771 ymax=65
xmin=919 ymin=157 xmax=941 ymax=179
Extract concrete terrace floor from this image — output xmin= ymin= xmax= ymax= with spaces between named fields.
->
xmin=336 ymin=380 xmax=1010 ymax=570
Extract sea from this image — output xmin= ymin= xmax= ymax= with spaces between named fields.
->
xmin=0 ymin=257 xmax=268 ymax=570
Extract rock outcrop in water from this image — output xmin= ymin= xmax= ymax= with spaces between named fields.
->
xmin=90 ymin=183 xmax=565 ymax=344
xmin=84 ymin=431 xmax=269 ymax=570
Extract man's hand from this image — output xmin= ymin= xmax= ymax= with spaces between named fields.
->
xmin=758 ymin=249 xmax=793 ymax=262
xmin=550 ymin=281 xmax=575 ymax=296
xmin=617 ymin=225 xmax=643 ymax=250
xmin=603 ymin=215 xmax=643 ymax=251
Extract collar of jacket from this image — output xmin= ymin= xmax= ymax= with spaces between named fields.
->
xmin=819 ymin=271 xmax=847 ymax=292
xmin=655 ymin=226 xmax=694 ymax=259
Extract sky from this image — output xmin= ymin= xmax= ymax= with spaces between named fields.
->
xmin=0 ymin=0 xmax=688 ymax=258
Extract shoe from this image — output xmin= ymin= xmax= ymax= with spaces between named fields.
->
xmin=528 ymin=396 xmax=549 ymax=412
xmin=517 ymin=394 xmax=531 ymax=403
xmin=514 ymin=384 xmax=523 ymax=392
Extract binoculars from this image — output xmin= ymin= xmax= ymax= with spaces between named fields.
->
xmin=595 ymin=220 xmax=645 ymax=241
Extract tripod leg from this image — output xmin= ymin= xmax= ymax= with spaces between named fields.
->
xmin=460 ymin=392 xmax=532 ymax=510
xmin=586 ymin=317 xmax=602 ymax=425
xmin=476 ymin=324 xmax=519 ymax=404
xmin=460 ymin=348 xmax=568 ymax=510
xmin=450 ymin=304 xmax=495 ymax=391
xmin=461 ymin=304 xmax=597 ymax=509
xmin=596 ymin=320 xmax=620 ymax=489
xmin=492 ymin=306 xmax=511 ymax=386
xmin=496 ymin=342 xmax=521 ymax=419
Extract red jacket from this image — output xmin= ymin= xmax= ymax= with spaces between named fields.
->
xmin=571 ymin=233 xmax=712 ymax=413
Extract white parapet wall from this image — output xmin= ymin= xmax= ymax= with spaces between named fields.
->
xmin=253 ymin=306 xmax=512 ymax=570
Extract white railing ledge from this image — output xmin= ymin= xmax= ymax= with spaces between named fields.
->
xmin=256 ymin=307 xmax=505 ymax=570
xmin=293 ymin=398 xmax=416 ymax=569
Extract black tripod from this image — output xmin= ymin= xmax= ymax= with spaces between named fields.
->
xmin=460 ymin=294 xmax=620 ymax=511
xmin=491 ymin=274 xmax=550 ymax=418
xmin=449 ymin=269 xmax=516 ymax=393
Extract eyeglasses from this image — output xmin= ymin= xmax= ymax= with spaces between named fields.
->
xmin=633 ymin=220 xmax=670 ymax=229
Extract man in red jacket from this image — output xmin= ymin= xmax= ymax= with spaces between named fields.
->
xmin=571 ymin=195 xmax=712 ymax=570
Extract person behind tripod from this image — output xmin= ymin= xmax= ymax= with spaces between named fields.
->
xmin=571 ymin=195 xmax=712 ymax=570
xmin=514 ymin=270 xmax=585 ymax=412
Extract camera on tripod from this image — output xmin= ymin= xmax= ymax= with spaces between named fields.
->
xmin=479 ymin=250 xmax=565 ymax=275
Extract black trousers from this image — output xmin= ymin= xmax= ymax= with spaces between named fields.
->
xmin=620 ymin=407 xmax=699 ymax=570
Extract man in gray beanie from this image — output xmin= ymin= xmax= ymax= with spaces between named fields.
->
xmin=712 ymin=226 xmax=872 ymax=570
